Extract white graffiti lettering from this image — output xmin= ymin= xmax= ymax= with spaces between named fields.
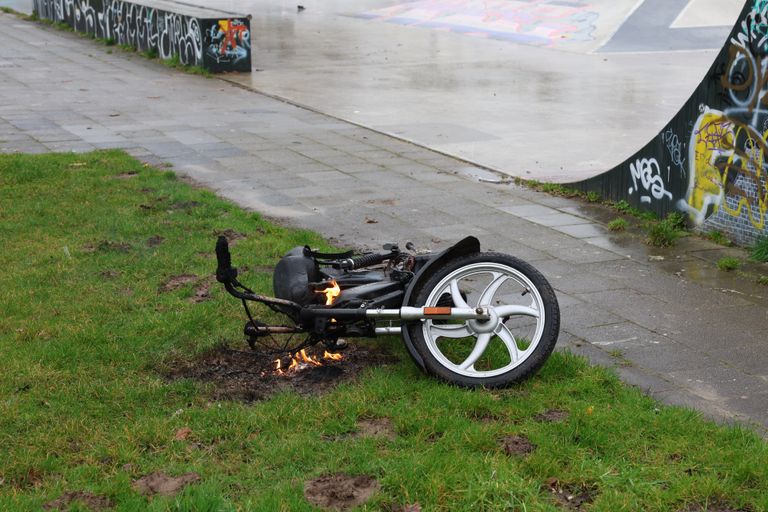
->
xmin=628 ymin=158 xmax=673 ymax=204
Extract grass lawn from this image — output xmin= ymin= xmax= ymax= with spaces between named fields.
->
xmin=1 ymin=151 xmax=767 ymax=511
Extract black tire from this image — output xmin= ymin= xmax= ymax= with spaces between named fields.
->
xmin=407 ymin=252 xmax=559 ymax=388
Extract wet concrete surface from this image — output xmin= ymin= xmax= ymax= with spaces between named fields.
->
xmin=1 ymin=11 xmax=767 ymax=435
xmin=196 ymin=0 xmax=744 ymax=181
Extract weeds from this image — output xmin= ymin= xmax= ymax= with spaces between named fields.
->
xmin=717 ymin=257 xmax=741 ymax=272
xmin=757 ymin=275 xmax=768 ymax=286
xmin=750 ymin=238 xmax=768 ymax=263
xmin=586 ymin=191 xmax=601 ymax=203
xmin=607 ymin=218 xmax=628 ymax=232
xmin=646 ymin=214 xmax=686 ymax=247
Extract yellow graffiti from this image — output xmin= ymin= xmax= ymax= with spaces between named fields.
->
xmin=720 ymin=123 xmax=768 ymax=230
xmin=683 ymin=109 xmax=768 ymax=229
xmin=683 ymin=110 xmax=732 ymax=225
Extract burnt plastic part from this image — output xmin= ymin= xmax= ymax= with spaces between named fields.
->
xmin=273 ymin=247 xmax=321 ymax=305
xmin=335 ymin=279 xmax=401 ymax=303
xmin=399 ymin=236 xmax=482 ymax=369
xmin=215 ymin=236 xmax=238 ymax=283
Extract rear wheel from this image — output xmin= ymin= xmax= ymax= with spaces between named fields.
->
xmin=408 ymin=252 xmax=559 ymax=388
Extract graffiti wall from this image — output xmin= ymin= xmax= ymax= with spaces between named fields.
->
xmin=573 ymin=0 xmax=768 ymax=245
xmin=32 ymin=0 xmax=251 ymax=72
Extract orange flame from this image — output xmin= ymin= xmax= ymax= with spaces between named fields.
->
xmin=273 ymin=349 xmax=344 ymax=376
xmin=323 ymin=351 xmax=343 ymax=361
xmin=316 ymin=280 xmax=341 ymax=305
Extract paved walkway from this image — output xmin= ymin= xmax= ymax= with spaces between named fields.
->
xmin=1 ymin=13 xmax=767 ymax=434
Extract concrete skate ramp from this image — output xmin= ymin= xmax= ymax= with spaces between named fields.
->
xmin=572 ymin=0 xmax=768 ymax=245
xmin=203 ymin=0 xmax=739 ymax=183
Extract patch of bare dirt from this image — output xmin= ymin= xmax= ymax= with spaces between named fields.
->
xmin=98 ymin=270 xmax=121 ymax=279
xmin=534 ymin=409 xmax=569 ymax=423
xmin=42 ymin=491 xmax=113 ymax=510
xmin=83 ymin=241 xmax=132 ymax=253
xmin=171 ymin=201 xmax=200 ymax=210
xmin=214 ymin=229 xmax=246 ymax=244
xmin=164 ymin=344 xmax=398 ymax=403
xmin=113 ymin=171 xmax=138 ymax=179
xmin=356 ymin=418 xmax=396 ymax=440
xmin=544 ymin=478 xmax=597 ymax=510
xmin=189 ymin=282 xmax=211 ymax=303
xmin=499 ymin=435 xmax=535 ymax=456
xmin=159 ymin=274 xmax=198 ymax=293
xmin=146 ymin=235 xmax=165 ymax=247
xmin=132 ymin=471 xmax=200 ymax=497
xmin=304 ymin=474 xmax=379 ymax=511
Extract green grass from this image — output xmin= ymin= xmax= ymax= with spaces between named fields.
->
xmin=751 ymin=238 xmax=768 ymax=263
xmin=607 ymin=218 xmax=628 ymax=232
xmin=2 ymin=151 xmax=768 ymax=511
xmin=717 ymin=257 xmax=741 ymax=272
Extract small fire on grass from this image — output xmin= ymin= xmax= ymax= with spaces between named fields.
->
xmin=273 ymin=349 xmax=344 ymax=376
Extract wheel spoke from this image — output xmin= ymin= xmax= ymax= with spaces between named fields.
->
xmin=496 ymin=324 xmax=521 ymax=363
xmin=494 ymin=305 xmax=540 ymax=318
xmin=478 ymin=273 xmax=509 ymax=306
xmin=449 ymin=278 xmax=470 ymax=308
xmin=458 ymin=332 xmax=491 ymax=370
xmin=428 ymin=323 xmax=471 ymax=339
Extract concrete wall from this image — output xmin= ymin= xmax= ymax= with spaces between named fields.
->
xmin=573 ymin=0 xmax=768 ymax=245
xmin=32 ymin=0 xmax=251 ymax=72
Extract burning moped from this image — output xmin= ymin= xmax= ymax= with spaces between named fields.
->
xmin=216 ymin=236 xmax=559 ymax=387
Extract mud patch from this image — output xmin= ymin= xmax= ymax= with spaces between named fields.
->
xmin=499 ymin=434 xmax=535 ymax=456
xmin=146 ymin=235 xmax=165 ymax=247
xmin=171 ymin=200 xmax=201 ymax=210
xmin=98 ymin=270 xmax=121 ymax=279
xmin=159 ymin=274 xmax=198 ymax=293
xmin=132 ymin=471 xmax=200 ymax=497
xmin=304 ymin=473 xmax=379 ymax=511
xmin=214 ymin=228 xmax=246 ymax=244
xmin=534 ymin=409 xmax=569 ymax=423
xmin=113 ymin=171 xmax=138 ymax=179
xmin=189 ymin=281 xmax=211 ymax=303
xmin=544 ymin=478 xmax=596 ymax=510
xmin=356 ymin=417 xmax=396 ymax=440
xmin=43 ymin=491 xmax=113 ymax=510
xmin=165 ymin=344 xmax=398 ymax=403
xmin=83 ymin=240 xmax=132 ymax=253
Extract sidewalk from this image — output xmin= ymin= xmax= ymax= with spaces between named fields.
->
xmin=1 ymin=12 xmax=766 ymax=434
